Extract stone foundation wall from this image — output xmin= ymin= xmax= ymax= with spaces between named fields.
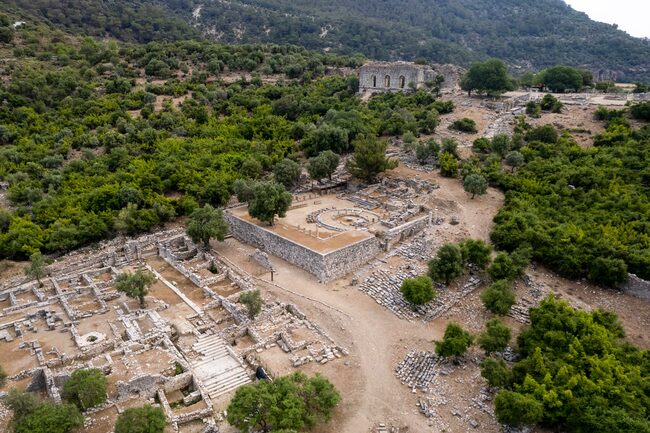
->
xmin=383 ymin=213 xmax=431 ymax=251
xmin=619 ymin=274 xmax=650 ymax=301
xmin=226 ymin=212 xmax=380 ymax=282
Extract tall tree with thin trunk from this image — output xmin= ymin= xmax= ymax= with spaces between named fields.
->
xmin=25 ymin=251 xmax=46 ymax=287
xmin=116 ymin=269 xmax=155 ymax=308
xmin=186 ymin=204 xmax=229 ymax=248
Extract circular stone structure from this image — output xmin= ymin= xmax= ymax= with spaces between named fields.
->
xmin=316 ymin=208 xmax=381 ymax=232
xmin=78 ymin=331 xmax=106 ymax=347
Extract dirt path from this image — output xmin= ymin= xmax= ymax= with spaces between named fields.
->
xmin=212 ymin=168 xmax=505 ymax=432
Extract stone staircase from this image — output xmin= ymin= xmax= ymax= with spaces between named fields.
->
xmin=191 ymin=333 xmax=251 ymax=399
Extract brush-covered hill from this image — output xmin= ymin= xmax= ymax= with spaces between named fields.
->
xmin=2 ymin=0 xmax=650 ymax=81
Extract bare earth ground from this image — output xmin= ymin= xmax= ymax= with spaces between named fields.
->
xmin=213 ymin=164 xmax=507 ymax=433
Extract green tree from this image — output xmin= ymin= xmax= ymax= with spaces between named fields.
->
xmin=273 ymin=158 xmax=302 ymax=188
xmin=459 ymin=239 xmax=492 ymax=269
xmin=588 ymin=257 xmax=628 ymax=287
xmin=25 ymin=251 xmax=47 ymax=287
xmin=488 ymin=252 xmax=530 ymax=281
xmin=428 ymin=243 xmax=464 ymax=284
xmin=480 ymin=357 xmax=512 ymax=388
xmin=472 ymin=137 xmax=491 ymax=153
xmin=5 ymin=389 xmax=41 ymax=423
xmin=438 ymin=151 xmax=458 ymax=178
xmin=241 ymin=158 xmax=263 ymax=179
xmin=227 ymin=372 xmax=340 ymax=432
xmin=346 ymin=135 xmax=397 ymax=182
xmin=116 ymin=269 xmax=156 ymax=308
xmin=435 ymin=323 xmax=472 ymax=358
xmin=540 ymin=94 xmax=563 ymax=112
xmin=478 ymin=319 xmax=511 ymax=354
xmin=302 ymin=124 xmax=349 ymax=156
xmin=114 ymin=405 xmax=166 ymax=433
xmin=494 ymin=391 xmax=544 ymax=427
xmin=505 ymin=151 xmax=524 ymax=172
xmin=525 ymin=124 xmax=558 ymax=143
xmin=186 ymin=204 xmax=229 ymax=248
xmin=463 ymin=173 xmax=488 ymax=199
xmin=62 ymin=368 xmax=108 ymax=410
xmin=415 ymin=140 xmax=439 ymax=164
xmin=490 ymin=134 xmax=511 ymax=156
xmin=526 ymin=101 xmax=541 ymax=118
xmin=14 ymin=402 xmax=83 ymax=433
xmin=480 ymin=280 xmax=515 ymax=315
xmin=442 ymin=138 xmax=459 ymax=158
xmin=0 ymin=364 xmax=6 ymax=387
xmin=240 ymin=289 xmax=263 ymax=319
xmin=232 ymin=179 xmax=258 ymax=203
xmin=400 ymin=275 xmax=436 ymax=306
xmin=307 ymin=150 xmax=340 ymax=183
xmin=248 ymin=181 xmax=292 ymax=226
xmin=537 ymin=66 xmax=583 ymax=93
xmin=460 ymin=59 xmax=513 ymax=96
xmin=451 ymin=118 xmax=477 ymax=133
xmin=630 ymin=101 xmax=650 ymax=121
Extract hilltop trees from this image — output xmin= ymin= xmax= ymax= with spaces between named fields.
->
xmin=186 ymin=205 xmax=229 ymax=248
xmin=116 ymin=269 xmax=156 ymax=308
xmin=461 ymin=59 xmax=513 ymax=96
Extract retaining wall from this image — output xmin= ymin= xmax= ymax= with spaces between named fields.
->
xmin=226 ymin=213 xmax=380 ymax=282
xmin=619 ymin=273 xmax=650 ymax=302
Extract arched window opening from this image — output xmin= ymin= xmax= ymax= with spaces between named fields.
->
xmin=371 ymin=75 xmax=377 ymax=87
xmin=399 ymin=76 xmax=406 ymax=88
xmin=384 ymin=75 xmax=391 ymax=88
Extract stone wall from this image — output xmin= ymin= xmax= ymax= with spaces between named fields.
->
xmin=383 ymin=213 xmax=431 ymax=251
xmin=359 ymin=62 xmax=434 ymax=92
xmin=619 ymin=273 xmax=650 ymax=301
xmin=226 ymin=212 xmax=380 ymax=282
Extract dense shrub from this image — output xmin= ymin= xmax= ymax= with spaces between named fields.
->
xmin=451 ymin=118 xmax=477 ymax=133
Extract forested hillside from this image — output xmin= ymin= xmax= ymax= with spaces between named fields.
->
xmin=2 ymin=0 xmax=650 ymax=80
xmin=0 ymin=20 xmax=451 ymax=259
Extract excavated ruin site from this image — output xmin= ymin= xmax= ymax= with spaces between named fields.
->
xmin=1 ymin=92 xmax=650 ymax=433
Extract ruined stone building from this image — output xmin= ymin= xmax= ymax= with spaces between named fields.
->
xmin=358 ymin=61 xmax=437 ymax=92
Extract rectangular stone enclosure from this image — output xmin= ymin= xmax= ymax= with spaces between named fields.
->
xmin=226 ymin=211 xmax=381 ymax=282
xmin=358 ymin=61 xmax=436 ymax=92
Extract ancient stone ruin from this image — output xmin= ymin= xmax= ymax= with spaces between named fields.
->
xmin=0 ymin=229 xmax=347 ymax=432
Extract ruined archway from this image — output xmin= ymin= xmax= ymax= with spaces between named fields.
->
xmin=372 ymin=75 xmax=377 ymax=87
xmin=384 ymin=75 xmax=390 ymax=88
xmin=399 ymin=76 xmax=405 ymax=88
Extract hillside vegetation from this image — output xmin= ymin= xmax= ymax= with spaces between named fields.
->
xmin=0 ymin=21 xmax=452 ymax=259
xmin=2 ymin=0 xmax=649 ymax=80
